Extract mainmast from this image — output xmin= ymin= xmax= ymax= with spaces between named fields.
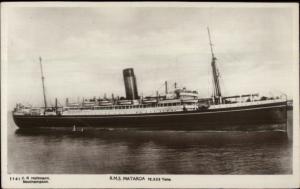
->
xmin=39 ymin=57 xmax=47 ymax=109
xmin=207 ymin=27 xmax=222 ymax=103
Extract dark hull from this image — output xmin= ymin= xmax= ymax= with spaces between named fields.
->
xmin=13 ymin=102 xmax=287 ymax=131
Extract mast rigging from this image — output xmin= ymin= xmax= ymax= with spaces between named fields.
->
xmin=39 ymin=57 xmax=47 ymax=109
xmin=207 ymin=27 xmax=222 ymax=103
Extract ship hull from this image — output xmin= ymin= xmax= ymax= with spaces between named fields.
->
xmin=13 ymin=102 xmax=287 ymax=131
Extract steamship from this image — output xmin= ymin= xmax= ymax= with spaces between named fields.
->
xmin=12 ymin=29 xmax=288 ymax=131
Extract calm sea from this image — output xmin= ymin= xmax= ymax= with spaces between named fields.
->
xmin=7 ymin=111 xmax=293 ymax=174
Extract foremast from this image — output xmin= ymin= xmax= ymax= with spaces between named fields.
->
xmin=207 ymin=27 xmax=222 ymax=104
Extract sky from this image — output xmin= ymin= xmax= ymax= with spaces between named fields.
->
xmin=3 ymin=3 xmax=298 ymax=109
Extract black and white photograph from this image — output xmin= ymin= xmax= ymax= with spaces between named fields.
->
xmin=1 ymin=2 xmax=299 ymax=188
